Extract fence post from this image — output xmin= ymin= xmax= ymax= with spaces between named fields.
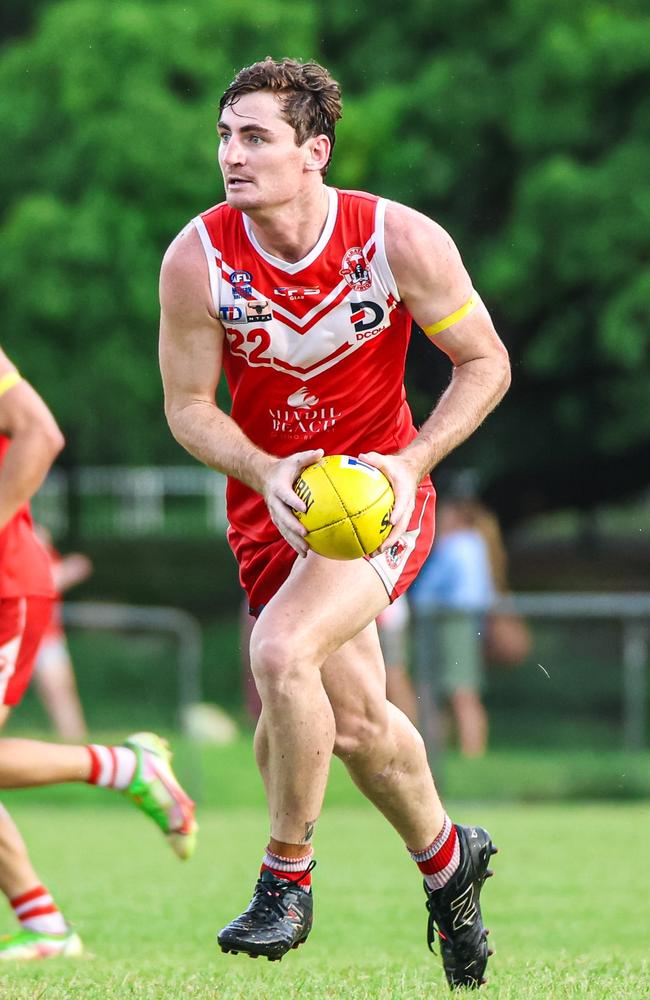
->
xmin=411 ymin=606 xmax=445 ymax=784
xmin=622 ymin=621 xmax=648 ymax=751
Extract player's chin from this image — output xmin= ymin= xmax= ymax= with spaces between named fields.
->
xmin=225 ymin=188 xmax=261 ymax=211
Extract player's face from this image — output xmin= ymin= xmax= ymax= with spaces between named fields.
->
xmin=217 ymin=91 xmax=318 ymax=212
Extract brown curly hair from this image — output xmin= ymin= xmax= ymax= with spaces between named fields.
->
xmin=219 ymin=57 xmax=342 ymax=176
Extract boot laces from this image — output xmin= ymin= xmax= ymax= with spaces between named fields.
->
xmin=249 ymin=860 xmax=316 ymax=923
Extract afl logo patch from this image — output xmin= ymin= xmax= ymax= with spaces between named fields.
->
xmin=340 ymin=247 xmax=372 ymax=291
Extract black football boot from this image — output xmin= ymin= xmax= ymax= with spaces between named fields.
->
xmin=424 ymin=825 xmax=497 ymax=989
xmin=218 ymin=863 xmax=315 ymax=961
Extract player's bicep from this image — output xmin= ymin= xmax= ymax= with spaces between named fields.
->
xmin=159 ymin=307 xmax=225 ymax=410
xmin=158 ymin=228 xmax=225 ymax=413
xmin=0 ymin=351 xmax=61 ymax=440
xmin=385 ymin=201 xmax=506 ymax=366
xmin=421 ymin=297 xmax=506 ymax=368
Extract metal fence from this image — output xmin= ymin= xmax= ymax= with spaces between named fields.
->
xmin=412 ymin=593 xmax=650 ymax=760
xmin=33 ymin=466 xmax=228 ymax=538
xmin=62 ymin=601 xmax=204 ymax=798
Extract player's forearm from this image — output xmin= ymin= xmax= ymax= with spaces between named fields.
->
xmin=400 ymin=353 xmax=511 ymax=480
xmin=0 ymin=427 xmax=64 ymax=530
xmin=166 ymin=399 xmax=276 ymax=493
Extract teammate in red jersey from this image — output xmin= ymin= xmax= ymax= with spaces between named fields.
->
xmin=0 ymin=348 xmax=197 ymax=961
xmin=159 ymin=58 xmax=509 ymax=987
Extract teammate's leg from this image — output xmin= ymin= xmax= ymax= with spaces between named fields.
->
xmin=0 ymin=800 xmax=82 ymax=961
xmin=0 ymin=735 xmax=197 ymax=859
xmin=0 ymin=598 xmax=197 ymax=960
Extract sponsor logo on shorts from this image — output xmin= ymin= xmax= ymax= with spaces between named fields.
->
xmin=340 ymin=247 xmax=372 ymax=291
xmin=385 ymin=538 xmax=407 ymax=570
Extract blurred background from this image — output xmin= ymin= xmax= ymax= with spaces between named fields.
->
xmin=1 ymin=0 xmax=649 ymax=796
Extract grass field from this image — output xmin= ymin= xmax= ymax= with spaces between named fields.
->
xmin=1 ymin=740 xmax=649 ymax=1000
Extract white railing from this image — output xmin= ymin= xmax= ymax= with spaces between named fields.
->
xmin=33 ymin=466 xmax=228 ymax=537
xmin=412 ymin=593 xmax=650 ymax=757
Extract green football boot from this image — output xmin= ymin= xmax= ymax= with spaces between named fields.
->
xmin=0 ymin=927 xmax=83 ymax=961
xmin=123 ymin=732 xmax=198 ymax=860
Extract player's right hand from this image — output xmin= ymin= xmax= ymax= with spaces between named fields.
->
xmin=263 ymin=449 xmax=324 ymax=556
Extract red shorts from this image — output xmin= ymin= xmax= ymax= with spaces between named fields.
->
xmin=0 ymin=597 xmax=54 ymax=706
xmin=230 ymin=482 xmax=436 ymax=614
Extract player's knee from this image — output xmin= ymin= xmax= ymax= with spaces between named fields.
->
xmin=249 ymin=631 xmax=307 ymax=694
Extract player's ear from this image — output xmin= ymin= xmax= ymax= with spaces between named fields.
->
xmin=305 ymin=134 xmax=330 ymax=173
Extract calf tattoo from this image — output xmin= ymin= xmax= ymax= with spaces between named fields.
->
xmin=302 ymin=820 xmax=316 ymax=843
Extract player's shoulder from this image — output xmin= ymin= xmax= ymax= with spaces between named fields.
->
xmin=335 ymin=187 xmax=381 ymax=205
xmin=385 ymin=198 xmax=449 ymax=243
xmin=160 ymin=219 xmax=211 ymax=315
xmin=384 ymin=199 xmax=460 ymax=279
xmin=198 ymin=199 xmax=233 ymax=224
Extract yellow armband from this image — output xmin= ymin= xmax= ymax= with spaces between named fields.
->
xmin=0 ymin=371 xmax=22 ymax=399
xmin=422 ymin=291 xmax=479 ymax=338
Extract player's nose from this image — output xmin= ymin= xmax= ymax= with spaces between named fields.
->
xmin=222 ymin=136 xmax=245 ymax=166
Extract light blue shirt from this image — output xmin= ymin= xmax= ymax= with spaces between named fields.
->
xmin=410 ymin=529 xmax=495 ymax=612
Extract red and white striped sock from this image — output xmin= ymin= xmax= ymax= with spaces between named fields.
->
xmin=86 ymin=744 xmax=137 ymax=790
xmin=261 ymin=846 xmax=314 ymax=890
xmin=11 ymin=885 xmax=67 ymax=935
xmin=409 ymin=815 xmax=460 ymax=891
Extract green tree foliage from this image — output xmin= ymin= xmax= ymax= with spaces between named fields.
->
xmin=325 ymin=0 xmax=650 ymax=520
xmin=1 ymin=0 xmax=648 ymax=521
xmin=0 ymin=0 xmax=316 ymax=461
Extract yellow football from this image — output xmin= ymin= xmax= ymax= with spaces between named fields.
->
xmin=293 ymin=455 xmax=394 ymax=560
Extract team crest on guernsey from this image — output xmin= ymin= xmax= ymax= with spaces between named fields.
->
xmin=340 ymin=247 xmax=372 ymax=291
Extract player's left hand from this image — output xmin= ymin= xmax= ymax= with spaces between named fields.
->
xmin=358 ymin=451 xmax=419 ymax=554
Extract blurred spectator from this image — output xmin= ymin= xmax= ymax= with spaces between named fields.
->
xmin=32 ymin=526 xmax=92 ymax=741
xmin=409 ymin=499 xmax=495 ymax=757
xmin=469 ymin=506 xmax=532 ymax=669
xmin=376 ymin=595 xmax=418 ymax=725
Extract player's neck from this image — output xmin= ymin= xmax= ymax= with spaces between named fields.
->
xmin=246 ymin=185 xmax=330 ymax=264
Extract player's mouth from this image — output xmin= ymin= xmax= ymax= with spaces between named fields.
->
xmin=226 ymin=176 xmax=253 ymax=189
